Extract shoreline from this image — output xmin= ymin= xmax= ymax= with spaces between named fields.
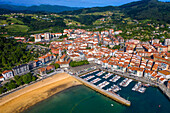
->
xmin=0 ymin=73 xmax=82 ymax=113
xmin=23 ymin=84 xmax=83 ymax=112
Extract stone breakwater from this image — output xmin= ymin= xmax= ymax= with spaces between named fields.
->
xmin=72 ymin=75 xmax=131 ymax=106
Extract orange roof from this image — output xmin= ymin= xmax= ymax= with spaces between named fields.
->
xmin=152 ymin=73 xmax=157 ymax=77
xmin=2 ymin=70 xmax=12 ymax=74
xmin=159 ymin=78 xmax=165 ymax=81
xmin=159 ymin=70 xmax=170 ymax=75
xmin=46 ymin=65 xmax=55 ymax=70
xmin=61 ymin=54 xmax=66 ymax=59
xmin=34 ymin=60 xmax=39 ymax=62
xmin=38 ymin=67 xmax=46 ymax=72
xmin=102 ymin=60 xmax=108 ymax=63
xmin=56 ymin=59 xmax=71 ymax=65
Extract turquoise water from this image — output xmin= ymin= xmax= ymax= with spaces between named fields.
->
xmin=23 ymin=71 xmax=170 ymax=113
xmin=23 ymin=85 xmax=170 ymax=113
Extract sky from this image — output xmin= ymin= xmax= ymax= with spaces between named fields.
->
xmin=0 ymin=0 xmax=169 ymax=7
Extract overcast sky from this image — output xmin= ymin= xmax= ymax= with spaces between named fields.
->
xmin=0 ymin=0 xmax=169 ymax=7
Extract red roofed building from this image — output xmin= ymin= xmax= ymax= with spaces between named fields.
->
xmin=38 ymin=65 xmax=55 ymax=75
xmin=38 ymin=67 xmax=46 ymax=75
xmin=2 ymin=70 xmax=14 ymax=80
xmin=158 ymin=70 xmax=170 ymax=79
xmin=46 ymin=65 xmax=55 ymax=73
xmin=56 ymin=59 xmax=71 ymax=68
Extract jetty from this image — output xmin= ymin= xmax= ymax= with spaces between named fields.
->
xmin=72 ymin=75 xmax=131 ymax=106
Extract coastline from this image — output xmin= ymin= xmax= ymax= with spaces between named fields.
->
xmin=0 ymin=73 xmax=82 ymax=113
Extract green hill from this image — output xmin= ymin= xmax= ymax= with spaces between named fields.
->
xmin=119 ymin=0 xmax=170 ymax=23
xmin=60 ymin=6 xmax=116 ymax=15
xmin=59 ymin=0 xmax=170 ymax=24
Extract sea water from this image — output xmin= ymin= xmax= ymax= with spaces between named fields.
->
xmin=23 ymin=85 xmax=170 ymax=113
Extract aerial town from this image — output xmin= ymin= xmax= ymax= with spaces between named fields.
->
xmin=0 ymin=28 xmax=169 ymax=101
xmin=0 ymin=0 xmax=170 ymax=113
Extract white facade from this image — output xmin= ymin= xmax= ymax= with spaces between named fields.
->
xmin=2 ymin=70 xmax=14 ymax=80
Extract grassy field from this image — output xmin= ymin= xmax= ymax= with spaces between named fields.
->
xmin=5 ymin=25 xmax=29 ymax=32
xmin=7 ymin=18 xmax=24 ymax=24
xmin=64 ymin=19 xmax=83 ymax=26
xmin=0 ymin=20 xmax=7 ymax=24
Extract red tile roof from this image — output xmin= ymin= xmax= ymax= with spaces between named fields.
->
xmin=2 ymin=70 xmax=12 ymax=74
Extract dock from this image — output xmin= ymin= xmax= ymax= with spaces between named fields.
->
xmin=72 ymin=75 xmax=131 ymax=106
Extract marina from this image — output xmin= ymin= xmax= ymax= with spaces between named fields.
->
xmin=109 ymin=75 xmax=121 ymax=82
xmin=90 ymin=78 xmax=101 ymax=84
xmin=119 ymin=78 xmax=133 ymax=87
xmin=103 ymin=73 xmax=113 ymax=79
xmin=107 ymin=84 xmax=121 ymax=93
xmin=132 ymin=82 xmax=146 ymax=93
xmin=96 ymin=71 xmax=105 ymax=76
xmin=83 ymin=75 xmax=95 ymax=81
xmin=97 ymin=81 xmax=110 ymax=89
xmin=80 ymin=70 xmax=150 ymax=99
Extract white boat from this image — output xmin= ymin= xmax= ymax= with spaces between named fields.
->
xmin=103 ymin=73 xmax=112 ymax=79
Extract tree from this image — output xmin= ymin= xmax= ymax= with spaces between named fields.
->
xmin=5 ymin=80 xmax=17 ymax=91
xmin=22 ymin=73 xmax=32 ymax=84
xmin=50 ymin=62 xmax=60 ymax=69
xmin=32 ymin=76 xmax=37 ymax=81
xmin=54 ymin=63 xmax=60 ymax=69
xmin=70 ymin=60 xmax=89 ymax=67
xmin=14 ymin=75 xmax=23 ymax=86
xmin=0 ymin=37 xmax=34 ymax=73
xmin=59 ymin=34 xmax=68 ymax=39
xmin=2 ymin=57 xmax=6 ymax=65
xmin=112 ymin=45 xmax=120 ymax=50
xmin=0 ymin=87 xmax=4 ymax=94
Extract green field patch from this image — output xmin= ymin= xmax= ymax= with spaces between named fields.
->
xmin=6 ymin=25 xmax=29 ymax=32
xmin=7 ymin=18 xmax=24 ymax=24
xmin=0 ymin=20 xmax=7 ymax=24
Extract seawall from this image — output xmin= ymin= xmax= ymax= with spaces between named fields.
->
xmin=72 ymin=75 xmax=131 ymax=106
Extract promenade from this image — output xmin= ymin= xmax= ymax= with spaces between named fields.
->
xmin=72 ymin=75 xmax=131 ymax=106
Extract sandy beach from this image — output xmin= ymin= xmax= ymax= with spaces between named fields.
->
xmin=0 ymin=73 xmax=82 ymax=113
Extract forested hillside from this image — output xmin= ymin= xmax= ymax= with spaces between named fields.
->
xmin=0 ymin=37 xmax=34 ymax=72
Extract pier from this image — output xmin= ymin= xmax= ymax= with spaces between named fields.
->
xmin=72 ymin=75 xmax=131 ymax=106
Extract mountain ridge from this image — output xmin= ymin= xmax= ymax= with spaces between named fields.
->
xmin=0 ymin=0 xmax=169 ymax=23
xmin=0 ymin=4 xmax=83 ymax=13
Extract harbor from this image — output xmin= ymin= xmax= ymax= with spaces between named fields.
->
xmin=80 ymin=70 xmax=149 ymax=95
xmin=73 ymin=75 xmax=131 ymax=106
xmin=75 ymin=70 xmax=141 ymax=106
xmin=72 ymin=69 xmax=167 ymax=106
xmin=68 ymin=63 xmax=170 ymax=107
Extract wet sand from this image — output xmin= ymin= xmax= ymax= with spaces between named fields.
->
xmin=0 ymin=73 xmax=82 ymax=113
